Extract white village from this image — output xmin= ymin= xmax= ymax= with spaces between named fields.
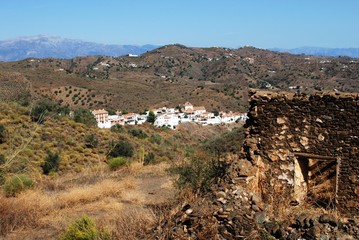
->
xmin=92 ymin=102 xmax=248 ymax=129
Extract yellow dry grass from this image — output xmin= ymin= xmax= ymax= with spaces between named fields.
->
xmin=0 ymin=162 xmax=175 ymax=239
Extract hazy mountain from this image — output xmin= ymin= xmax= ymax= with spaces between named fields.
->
xmin=271 ymin=47 xmax=359 ymax=58
xmin=0 ymin=35 xmax=158 ymax=61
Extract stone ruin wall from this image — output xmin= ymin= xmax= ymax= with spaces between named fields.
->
xmin=243 ymin=90 xmax=359 ymax=215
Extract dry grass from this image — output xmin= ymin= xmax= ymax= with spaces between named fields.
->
xmin=0 ymin=162 xmax=175 ymax=239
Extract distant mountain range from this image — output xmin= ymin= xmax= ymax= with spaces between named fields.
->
xmin=1 ymin=35 xmax=359 ymax=61
xmin=271 ymin=47 xmax=359 ymax=58
xmin=0 ymin=35 xmax=158 ymax=61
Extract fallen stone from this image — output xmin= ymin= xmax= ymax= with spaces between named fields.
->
xmin=255 ymin=211 xmax=266 ymax=225
xmin=319 ymin=214 xmax=337 ymax=227
xmin=185 ymin=208 xmax=193 ymax=215
xmin=251 ymin=204 xmax=260 ymax=212
xmin=215 ymin=191 xmax=227 ymax=199
xmin=217 ymin=197 xmax=227 ymax=204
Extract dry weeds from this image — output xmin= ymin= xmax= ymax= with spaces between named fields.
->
xmin=0 ymin=162 xmax=175 ymax=239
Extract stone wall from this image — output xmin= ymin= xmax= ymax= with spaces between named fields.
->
xmin=243 ymin=90 xmax=359 ymax=215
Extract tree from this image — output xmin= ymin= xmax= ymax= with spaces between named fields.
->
xmin=73 ymin=108 xmax=97 ymax=126
xmin=147 ymin=111 xmax=156 ymax=124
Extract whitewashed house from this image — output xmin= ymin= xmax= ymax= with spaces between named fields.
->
xmin=108 ymin=115 xmax=125 ymax=126
xmin=123 ymin=113 xmax=138 ymax=125
xmin=193 ymin=106 xmax=206 ymax=115
xmin=183 ymin=102 xmax=194 ymax=111
xmin=154 ymin=114 xmax=179 ymax=129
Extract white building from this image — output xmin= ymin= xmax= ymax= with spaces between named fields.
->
xmin=154 ymin=114 xmax=180 ymax=129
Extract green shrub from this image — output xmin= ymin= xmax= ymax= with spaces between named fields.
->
xmin=110 ymin=124 xmax=124 ymax=133
xmin=30 ymin=100 xmax=68 ymax=123
xmin=30 ymin=101 xmax=54 ymax=123
xmin=61 ymin=216 xmax=110 ymax=240
xmin=3 ymin=175 xmax=35 ymax=196
xmin=128 ymin=128 xmax=148 ymax=139
xmin=108 ymin=157 xmax=128 ymax=171
xmin=42 ymin=150 xmax=60 ymax=175
xmin=0 ymin=154 xmax=5 ymax=165
xmin=85 ymin=133 xmax=98 ymax=148
xmin=0 ymin=124 xmax=5 ymax=144
xmin=109 ymin=140 xmax=133 ymax=158
xmin=73 ymin=108 xmax=97 ymax=126
xmin=150 ymin=134 xmax=162 ymax=145
xmin=169 ymin=150 xmax=225 ymax=193
xmin=144 ymin=152 xmax=155 ymax=165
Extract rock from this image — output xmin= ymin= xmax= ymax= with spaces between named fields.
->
xmin=181 ymin=204 xmax=191 ymax=212
xmin=296 ymin=214 xmax=308 ymax=228
xmin=319 ymin=214 xmax=337 ymax=227
xmin=264 ymin=221 xmax=280 ymax=235
xmin=254 ymin=211 xmax=266 ymax=225
xmin=185 ymin=208 xmax=193 ymax=215
xmin=217 ymin=197 xmax=227 ymax=204
xmin=251 ymin=193 xmax=261 ymax=205
xmin=251 ymin=204 xmax=260 ymax=212
xmin=216 ymin=191 xmax=227 ymax=199
xmin=306 ymin=225 xmax=321 ymax=239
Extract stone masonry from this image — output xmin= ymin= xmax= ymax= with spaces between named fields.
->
xmin=243 ymin=90 xmax=359 ymax=215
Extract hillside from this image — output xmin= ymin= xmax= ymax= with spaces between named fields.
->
xmin=0 ymin=101 xmax=242 ymax=239
xmin=0 ymin=45 xmax=358 ymax=113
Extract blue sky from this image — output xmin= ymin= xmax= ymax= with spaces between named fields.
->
xmin=1 ymin=0 xmax=358 ymax=49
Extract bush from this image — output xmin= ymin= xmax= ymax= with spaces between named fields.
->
xmin=203 ymin=127 xmax=244 ymax=159
xmin=169 ymin=150 xmax=225 ymax=193
xmin=150 ymin=134 xmax=162 ymax=145
xmin=30 ymin=101 xmax=55 ymax=123
xmin=0 ymin=124 xmax=5 ymax=144
xmin=110 ymin=124 xmax=124 ymax=133
xmin=73 ymin=108 xmax=97 ymax=126
xmin=42 ymin=150 xmax=60 ymax=175
xmin=143 ymin=152 xmax=155 ymax=165
xmin=109 ymin=140 xmax=134 ymax=158
xmin=128 ymin=128 xmax=148 ymax=139
xmin=108 ymin=157 xmax=128 ymax=171
xmin=3 ymin=175 xmax=35 ymax=196
xmin=0 ymin=154 xmax=5 ymax=165
xmin=61 ymin=216 xmax=110 ymax=240
xmin=85 ymin=133 xmax=98 ymax=148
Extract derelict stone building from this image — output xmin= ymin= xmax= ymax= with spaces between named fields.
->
xmin=243 ymin=90 xmax=358 ymax=215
